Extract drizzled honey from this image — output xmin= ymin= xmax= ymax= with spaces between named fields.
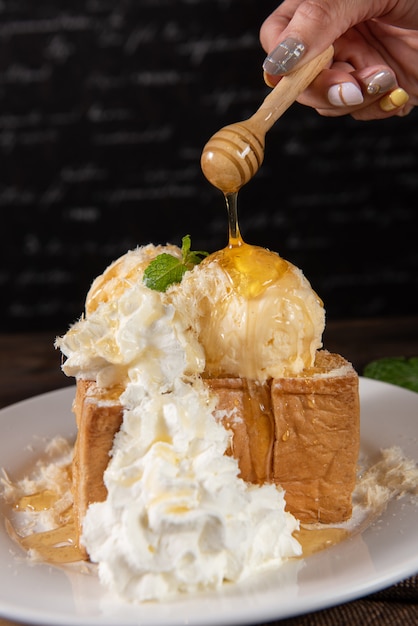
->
xmin=295 ymin=527 xmax=351 ymax=557
xmin=9 ymin=478 xmax=84 ymax=564
xmin=86 ymin=256 xmax=142 ymax=315
xmin=15 ymin=489 xmax=57 ymax=512
xmin=206 ymin=191 xmax=290 ymax=299
xmin=8 ymin=479 xmax=351 ymax=564
xmin=16 ymin=518 xmax=83 ymax=564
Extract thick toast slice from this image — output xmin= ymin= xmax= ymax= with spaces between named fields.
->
xmin=207 ymin=351 xmax=359 ymax=523
xmin=72 ymin=380 xmax=124 ymax=556
xmin=271 ymin=351 xmax=360 ymax=523
xmin=72 ymin=351 xmax=359 ymax=555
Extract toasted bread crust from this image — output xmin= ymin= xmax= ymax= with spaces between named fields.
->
xmin=72 ymin=380 xmax=124 ymax=555
xmin=207 ymin=352 xmax=359 ymax=523
xmin=72 ymin=351 xmax=360 ymax=555
xmin=207 ymin=377 xmax=275 ymax=484
xmin=270 ymin=352 xmax=359 ymax=523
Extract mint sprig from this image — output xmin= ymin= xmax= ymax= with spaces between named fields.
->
xmin=143 ymin=235 xmax=208 ymax=292
xmin=363 ymin=357 xmax=418 ymax=393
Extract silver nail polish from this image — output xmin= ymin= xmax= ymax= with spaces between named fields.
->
xmin=366 ymin=70 xmax=396 ymax=95
xmin=262 ymin=38 xmax=306 ymax=75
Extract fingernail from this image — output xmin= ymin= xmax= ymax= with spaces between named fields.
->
xmin=262 ymin=38 xmax=306 ymax=75
xmin=365 ymin=69 xmax=397 ymax=95
xmin=328 ymin=83 xmax=364 ymax=107
xmin=379 ymin=88 xmax=409 ymax=111
xmin=263 ymin=70 xmax=275 ymax=88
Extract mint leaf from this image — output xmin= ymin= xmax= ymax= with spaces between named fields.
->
xmin=143 ymin=253 xmax=188 ymax=292
xmin=363 ymin=357 xmax=418 ymax=393
xmin=180 ymin=234 xmax=209 ymax=270
xmin=143 ymin=235 xmax=208 ymax=292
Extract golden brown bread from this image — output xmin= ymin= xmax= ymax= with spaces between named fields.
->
xmin=71 ymin=350 xmax=359 ymax=554
xmin=207 ymin=377 xmax=276 ymax=484
xmin=271 ymin=351 xmax=360 ymax=523
xmin=208 ymin=351 xmax=360 ymax=523
xmin=72 ymin=380 xmax=124 ymax=556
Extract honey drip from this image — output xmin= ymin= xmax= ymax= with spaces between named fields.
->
xmin=11 ymin=486 xmax=84 ymax=564
xmin=15 ymin=489 xmax=57 ymax=512
xmin=207 ymin=191 xmax=290 ymax=299
xmin=225 ymin=191 xmax=242 ymax=245
xmin=86 ymin=257 xmax=143 ymax=315
xmin=18 ymin=518 xmax=83 ymax=564
xmin=294 ymin=527 xmax=350 ymax=557
xmin=239 ymin=379 xmax=275 ymax=483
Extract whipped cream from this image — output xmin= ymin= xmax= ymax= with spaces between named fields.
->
xmin=83 ymin=376 xmax=300 ymax=602
xmin=57 ymin=244 xmax=302 ymax=602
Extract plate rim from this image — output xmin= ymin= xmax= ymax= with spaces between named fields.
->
xmin=1 ymin=378 xmax=418 ymax=626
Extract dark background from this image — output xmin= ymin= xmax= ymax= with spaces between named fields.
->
xmin=1 ymin=0 xmax=417 ymax=334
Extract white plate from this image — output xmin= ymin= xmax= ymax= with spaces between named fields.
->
xmin=0 ymin=379 xmax=417 ymax=626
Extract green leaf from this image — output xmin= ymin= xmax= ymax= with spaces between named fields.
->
xmin=363 ymin=357 xmax=418 ymax=393
xmin=180 ymin=234 xmax=209 ymax=269
xmin=143 ymin=235 xmax=208 ymax=292
xmin=181 ymin=233 xmax=192 ymax=258
xmin=143 ymin=253 xmax=188 ymax=292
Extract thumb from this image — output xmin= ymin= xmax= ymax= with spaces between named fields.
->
xmin=260 ymin=0 xmax=375 ymax=75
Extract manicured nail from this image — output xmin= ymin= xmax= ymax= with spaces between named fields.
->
xmin=262 ymin=38 xmax=306 ymax=75
xmin=379 ymin=88 xmax=409 ymax=111
xmin=365 ymin=69 xmax=396 ymax=95
xmin=263 ymin=70 xmax=275 ymax=88
xmin=328 ymin=83 xmax=364 ymax=107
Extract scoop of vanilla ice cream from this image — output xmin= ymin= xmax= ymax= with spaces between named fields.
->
xmin=57 ymin=244 xmax=204 ymax=388
xmin=169 ymin=242 xmax=325 ymax=380
xmin=85 ymin=243 xmax=182 ymax=316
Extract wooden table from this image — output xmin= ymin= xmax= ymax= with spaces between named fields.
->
xmin=1 ymin=316 xmax=418 ymax=626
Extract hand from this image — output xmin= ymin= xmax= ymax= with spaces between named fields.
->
xmin=260 ymin=0 xmax=418 ymax=120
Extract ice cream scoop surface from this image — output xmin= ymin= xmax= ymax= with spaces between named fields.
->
xmin=170 ymin=241 xmax=325 ymax=380
xmin=85 ymin=244 xmax=182 ymax=315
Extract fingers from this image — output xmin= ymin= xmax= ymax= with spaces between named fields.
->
xmin=359 ymin=87 xmax=411 ymax=120
xmin=259 ymin=1 xmax=416 ymax=119
xmin=260 ymin=0 xmax=305 ymax=57
xmin=276 ymin=64 xmax=411 ymax=120
xmin=260 ymin=0 xmax=376 ymax=75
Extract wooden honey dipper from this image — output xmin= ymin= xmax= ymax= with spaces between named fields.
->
xmin=201 ymin=46 xmax=334 ymax=193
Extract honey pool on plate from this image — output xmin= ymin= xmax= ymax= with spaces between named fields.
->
xmin=5 ymin=451 xmax=351 ymax=566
